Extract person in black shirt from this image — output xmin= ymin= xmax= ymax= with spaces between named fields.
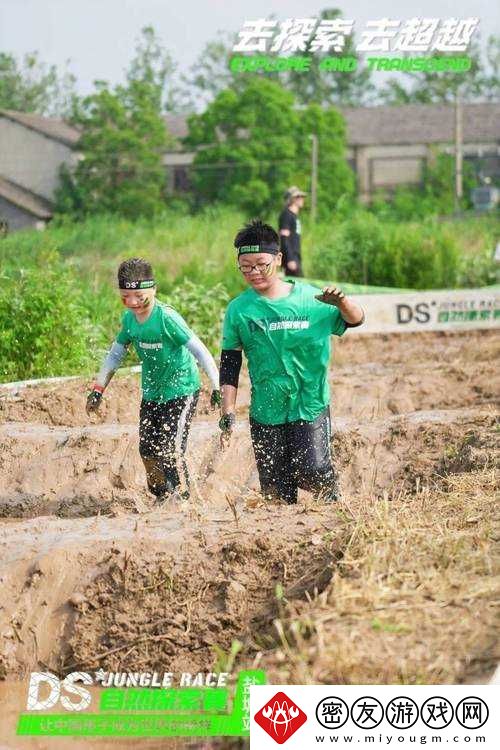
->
xmin=278 ymin=185 xmax=307 ymax=277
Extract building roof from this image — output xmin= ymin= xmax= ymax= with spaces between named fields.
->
xmin=0 ymin=109 xmax=80 ymax=147
xmin=167 ymin=103 xmax=500 ymax=149
xmin=339 ymin=103 xmax=500 ymax=146
xmin=0 ymin=176 xmax=53 ymax=219
xmin=0 ymin=110 xmax=190 ymax=149
xmin=2 ymin=103 xmax=499 ymax=154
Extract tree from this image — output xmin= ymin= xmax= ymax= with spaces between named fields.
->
xmin=184 ymin=79 xmax=298 ymax=214
xmin=127 ymin=25 xmax=191 ymax=113
xmin=183 ymin=9 xmax=375 ymax=109
xmin=286 ymin=8 xmax=376 ymax=106
xmin=297 ymin=104 xmax=355 ymax=220
xmin=478 ymin=35 xmax=500 ymax=102
xmin=183 ymin=31 xmax=239 ymax=108
xmin=185 ymin=78 xmax=354 ymax=216
xmin=56 ymin=28 xmax=177 ymax=219
xmin=56 ymin=80 xmax=170 ymax=219
xmin=0 ymin=51 xmax=77 ymax=117
xmin=379 ymin=36 xmax=500 ymax=104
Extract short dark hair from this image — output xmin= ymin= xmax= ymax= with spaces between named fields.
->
xmin=234 ymin=219 xmax=279 ymax=250
xmin=117 ymin=258 xmax=153 ymax=286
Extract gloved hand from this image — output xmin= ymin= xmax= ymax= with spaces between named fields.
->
xmin=219 ymin=413 xmax=235 ymax=432
xmin=315 ymin=286 xmax=345 ymax=307
xmin=219 ymin=412 xmax=235 ymax=448
xmin=86 ymin=388 xmax=103 ymax=415
xmin=210 ymin=389 xmax=222 ymax=409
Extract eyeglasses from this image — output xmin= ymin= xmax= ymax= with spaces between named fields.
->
xmin=238 ymin=261 xmax=274 ymax=274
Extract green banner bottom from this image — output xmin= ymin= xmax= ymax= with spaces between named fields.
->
xmin=17 ymin=670 xmax=266 ymax=737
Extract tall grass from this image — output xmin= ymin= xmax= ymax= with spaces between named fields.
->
xmin=0 ymin=207 xmax=497 ymax=380
xmin=307 ymin=211 xmax=498 ymax=289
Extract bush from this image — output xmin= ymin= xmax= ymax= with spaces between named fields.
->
xmin=0 ymin=255 xmax=100 ymax=382
xmin=370 ymin=153 xmax=478 ymax=222
xmin=308 ymin=211 xmax=486 ymax=289
xmin=0 ymin=210 xmax=496 ymax=381
xmin=310 ymin=212 xmax=388 ymax=285
xmin=160 ymin=279 xmax=229 ymax=354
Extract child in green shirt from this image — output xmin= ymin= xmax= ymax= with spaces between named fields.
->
xmin=219 ymin=220 xmax=364 ymax=505
xmin=86 ymin=258 xmax=220 ymax=502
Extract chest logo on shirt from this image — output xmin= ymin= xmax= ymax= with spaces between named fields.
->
xmin=249 ymin=317 xmax=310 ymax=333
xmin=138 ymin=341 xmax=163 ymax=350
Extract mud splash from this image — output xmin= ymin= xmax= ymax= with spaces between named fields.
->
xmin=0 ymin=329 xmax=498 ymax=750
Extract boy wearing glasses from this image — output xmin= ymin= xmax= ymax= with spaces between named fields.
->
xmin=86 ymin=258 xmax=220 ymax=503
xmin=219 ymin=220 xmax=364 ymax=505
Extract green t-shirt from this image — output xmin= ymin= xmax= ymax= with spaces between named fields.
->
xmin=222 ymin=281 xmax=346 ymax=425
xmin=116 ymin=300 xmax=200 ymax=403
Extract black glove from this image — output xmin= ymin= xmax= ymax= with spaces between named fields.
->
xmin=219 ymin=413 xmax=235 ymax=433
xmin=210 ymin=389 xmax=222 ymax=409
xmin=86 ymin=388 xmax=103 ymax=415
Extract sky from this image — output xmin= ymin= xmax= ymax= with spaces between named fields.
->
xmin=1 ymin=0 xmax=498 ymax=95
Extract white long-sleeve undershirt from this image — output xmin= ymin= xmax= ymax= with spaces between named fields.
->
xmin=95 ymin=336 xmax=219 ymax=392
xmin=186 ymin=334 xmax=219 ymax=390
xmin=95 ymin=341 xmax=128 ymax=388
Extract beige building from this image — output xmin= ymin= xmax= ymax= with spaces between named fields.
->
xmin=1 ymin=103 xmax=499 ymax=231
xmin=341 ymin=104 xmax=500 ymax=202
xmin=166 ymin=103 xmax=500 ymax=203
xmin=0 ymin=110 xmax=79 ymax=230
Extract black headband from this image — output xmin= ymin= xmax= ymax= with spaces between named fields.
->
xmin=237 ymin=242 xmax=280 ymax=257
xmin=119 ymin=279 xmax=156 ymax=290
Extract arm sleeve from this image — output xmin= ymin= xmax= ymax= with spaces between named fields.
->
xmin=220 ymin=349 xmax=242 ymax=388
xmin=221 ymin=304 xmax=242 ymax=350
xmin=186 ymin=335 xmax=219 ymax=390
xmin=95 ymin=341 xmax=128 ymax=389
xmin=161 ymin=307 xmax=193 ymax=347
xmin=330 ymin=306 xmax=348 ymax=337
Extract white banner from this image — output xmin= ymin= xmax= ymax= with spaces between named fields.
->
xmin=250 ymin=684 xmax=498 ymax=748
xmin=349 ymin=288 xmax=500 ymax=334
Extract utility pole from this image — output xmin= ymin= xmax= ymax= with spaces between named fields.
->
xmin=310 ymin=133 xmax=318 ymax=223
xmin=454 ymin=87 xmax=463 ymax=214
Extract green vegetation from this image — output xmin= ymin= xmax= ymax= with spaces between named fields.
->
xmin=0 ymin=50 xmax=77 ymax=117
xmin=56 ymin=28 xmax=173 ymax=220
xmin=0 ymin=253 xmax=97 ymax=382
xmin=0 ymin=208 xmax=497 ymax=381
xmin=380 ymin=36 xmax=500 ymax=105
xmin=309 ymin=210 xmax=498 ymax=289
xmin=370 ymin=153 xmax=479 ymax=220
xmin=185 ymin=78 xmax=355 ymax=217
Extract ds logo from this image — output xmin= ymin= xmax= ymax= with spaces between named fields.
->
xmin=396 ymin=303 xmax=431 ymax=325
xmin=26 ymin=672 xmax=93 ymax=712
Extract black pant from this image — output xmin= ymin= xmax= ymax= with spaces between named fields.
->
xmin=250 ymin=407 xmax=340 ymax=504
xmin=139 ymin=391 xmax=199 ymax=497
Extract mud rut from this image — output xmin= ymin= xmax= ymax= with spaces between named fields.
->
xmin=0 ymin=331 xmax=498 ymax=682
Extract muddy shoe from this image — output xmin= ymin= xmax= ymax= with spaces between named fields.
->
xmin=151 ymin=478 xmax=177 ymax=504
xmin=320 ymin=488 xmax=343 ymax=503
xmin=156 ymin=489 xmax=190 ymax=506
xmin=154 ymin=492 xmax=169 ymax=505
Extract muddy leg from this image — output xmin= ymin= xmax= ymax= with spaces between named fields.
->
xmin=250 ymin=418 xmax=298 ymax=505
xmin=288 ymin=407 xmax=342 ymax=502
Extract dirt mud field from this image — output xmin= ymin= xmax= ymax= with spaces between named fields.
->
xmin=0 ymin=329 xmax=498 ymax=748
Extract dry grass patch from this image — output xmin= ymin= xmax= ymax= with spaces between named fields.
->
xmin=256 ymin=467 xmax=499 ymax=685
